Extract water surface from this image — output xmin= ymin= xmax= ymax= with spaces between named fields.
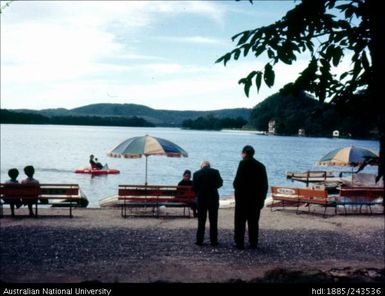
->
xmin=1 ymin=124 xmax=379 ymax=207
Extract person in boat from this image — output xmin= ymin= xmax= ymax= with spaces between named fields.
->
xmin=89 ymin=154 xmax=108 ymax=170
xmin=178 ymin=170 xmax=197 ymax=218
xmin=4 ymin=168 xmax=22 ymax=217
xmin=21 ymin=165 xmax=40 ymax=216
xmin=89 ymin=154 xmax=97 ymax=170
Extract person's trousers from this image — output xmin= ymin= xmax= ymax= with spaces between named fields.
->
xmin=234 ymin=205 xmax=261 ymax=247
xmin=196 ymin=205 xmax=218 ymax=244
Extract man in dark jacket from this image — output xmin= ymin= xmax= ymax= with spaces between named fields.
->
xmin=233 ymin=145 xmax=268 ymax=249
xmin=193 ymin=161 xmax=223 ymax=246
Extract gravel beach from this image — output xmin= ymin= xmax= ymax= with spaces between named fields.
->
xmin=0 ymin=205 xmax=384 ymax=284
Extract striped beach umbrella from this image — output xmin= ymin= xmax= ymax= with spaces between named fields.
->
xmin=316 ymin=146 xmax=379 ymax=167
xmin=108 ymin=135 xmax=188 ymax=184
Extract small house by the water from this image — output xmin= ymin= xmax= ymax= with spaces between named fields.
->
xmin=268 ymin=119 xmax=276 ymax=135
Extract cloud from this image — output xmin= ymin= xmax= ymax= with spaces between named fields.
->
xmin=156 ymin=36 xmax=227 ymax=46
xmin=149 ymin=1 xmax=225 ymax=25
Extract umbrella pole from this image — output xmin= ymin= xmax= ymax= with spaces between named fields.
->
xmin=145 ymin=156 xmax=148 ymax=186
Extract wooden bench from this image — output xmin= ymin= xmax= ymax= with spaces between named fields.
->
xmin=0 ymin=183 xmax=86 ymax=218
xmin=337 ymin=187 xmax=384 ymax=214
xmin=271 ymin=186 xmax=336 ymax=216
xmin=118 ymin=185 xmax=196 ymax=217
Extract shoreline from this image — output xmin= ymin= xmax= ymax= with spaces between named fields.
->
xmin=0 ymin=206 xmax=384 ymax=283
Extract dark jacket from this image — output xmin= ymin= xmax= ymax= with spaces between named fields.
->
xmin=178 ymin=179 xmax=193 ymax=186
xmin=193 ymin=167 xmax=223 ymax=204
xmin=233 ymin=157 xmax=268 ymax=209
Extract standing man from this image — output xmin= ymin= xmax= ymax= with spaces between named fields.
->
xmin=193 ymin=160 xmax=223 ymax=246
xmin=233 ymin=145 xmax=268 ymax=249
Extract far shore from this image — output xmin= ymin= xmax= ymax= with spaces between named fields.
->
xmin=0 ymin=206 xmax=384 ymax=284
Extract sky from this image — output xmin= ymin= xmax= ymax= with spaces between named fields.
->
xmin=1 ymin=0 xmax=311 ymax=111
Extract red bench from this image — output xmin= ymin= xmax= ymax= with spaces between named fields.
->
xmin=118 ymin=185 xmax=196 ymax=217
xmin=338 ymin=186 xmax=384 ymax=214
xmin=271 ymin=186 xmax=336 ymax=216
xmin=0 ymin=183 xmax=85 ymax=218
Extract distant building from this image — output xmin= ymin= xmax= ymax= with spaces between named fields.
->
xmin=333 ymin=130 xmax=340 ymax=137
xmin=268 ymin=120 xmax=276 ymax=135
xmin=298 ymin=128 xmax=305 ymax=137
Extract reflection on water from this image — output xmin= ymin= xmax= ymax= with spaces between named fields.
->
xmin=0 ymin=124 xmax=379 ymax=207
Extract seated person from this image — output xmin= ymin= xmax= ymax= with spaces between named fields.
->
xmin=178 ymin=170 xmax=192 ymax=186
xmin=4 ymin=168 xmax=22 ymax=217
xmin=21 ymin=165 xmax=40 ymax=216
xmin=89 ymin=154 xmax=108 ymax=170
xmin=178 ymin=170 xmax=197 ymax=217
xmin=89 ymin=154 xmax=97 ymax=170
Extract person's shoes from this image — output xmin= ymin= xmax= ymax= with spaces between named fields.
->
xmin=29 ymin=212 xmax=35 ymax=217
xmin=211 ymin=241 xmax=219 ymax=247
xmin=234 ymin=244 xmax=245 ymax=250
xmin=195 ymin=241 xmax=204 ymax=246
xmin=249 ymin=243 xmax=258 ymax=249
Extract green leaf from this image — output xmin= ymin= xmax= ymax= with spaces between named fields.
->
xmin=238 ymin=78 xmax=247 ymax=85
xmin=242 ymin=44 xmax=252 ymax=57
xmin=233 ymin=49 xmax=241 ymax=60
xmin=223 ymin=53 xmax=231 ymax=66
xmin=325 ymin=45 xmax=334 ymax=62
xmin=232 ymin=31 xmax=245 ymax=42
xmin=255 ymin=71 xmax=262 ymax=92
xmin=352 ymin=60 xmax=362 ymax=80
xmin=340 ymin=72 xmax=349 ymax=80
xmin=215 ymin=55 xmax=225 ymax=64
xmin=254 ymin=46 xmax=265 ymax=57
xmin=332 ymin=47 xmax=343 ymax=67
xmin=264 ymin=64 xmax=275 ymax=87
xmin=237 ymin=31 xmax=251 ymax=46
xmin=249 ymin=30 xmax=262 ymax=46
xmin=238 ymin=78 xmax=251 ymax=97
xmin=361 ymin=51 xmax=370 ymax=70
xmin=246 ymin=71 xmax=258 ymax=80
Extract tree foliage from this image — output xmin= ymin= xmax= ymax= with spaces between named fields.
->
xmin=182 ymin=115 xmax=247 ymax=130
xmin=0 ymin=109 xmax=155 ymax=127
xmin=217 ymin=0 xmax=384 ymax=184
xmin=250 ymin=91 xmax=377 ymax=138
xmin=217 ymin=0 xmax=375 ymax=104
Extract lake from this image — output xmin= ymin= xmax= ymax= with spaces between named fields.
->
xmin=0 ymin=124 xmax=379 ymax=207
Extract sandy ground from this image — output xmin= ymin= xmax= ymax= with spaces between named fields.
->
xmin=0 ymin=205 xmax=384 ymax=284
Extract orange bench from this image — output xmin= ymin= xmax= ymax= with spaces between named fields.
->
xmin=118 ymin=185 xmax=196 ymax=217
xmin=271 ymin=186 xmax=336 ymax=216
xmin=0 ymin=183 xmax=84 ymax=218
xmin=338 ymin=187 xmax=384 ymax=214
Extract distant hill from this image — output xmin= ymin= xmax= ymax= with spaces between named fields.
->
xmin=4 ymin=103 xmax=251 ymax=127
xmin=249 ymin=91 xmax=377 ymax=138
xmin=0 ymin=109 xmax=155 ymax=127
